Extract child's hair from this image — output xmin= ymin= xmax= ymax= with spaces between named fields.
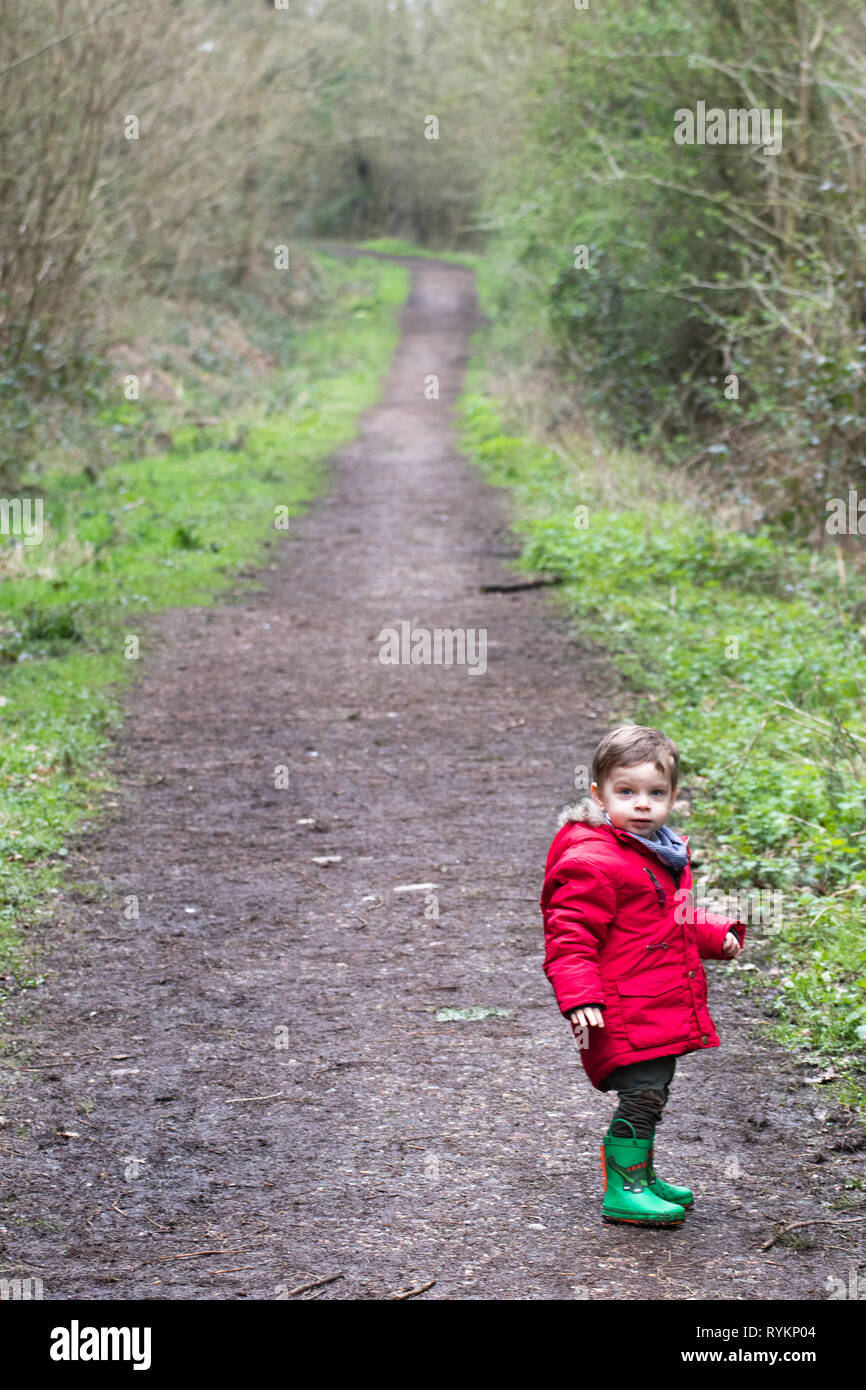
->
xmin=592 ymin=724 xmax=679 ymax=792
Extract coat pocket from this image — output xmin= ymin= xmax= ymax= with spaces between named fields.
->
xmin=614 ymin=971 xmax=687 ymax=1050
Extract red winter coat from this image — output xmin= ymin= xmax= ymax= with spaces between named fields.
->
xmin=540 ymin=797 xmax=745 ymax=1091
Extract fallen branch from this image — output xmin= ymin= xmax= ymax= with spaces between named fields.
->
xmin=390 ymin=1278 xmax=436 ymax=1300
xmin=480 ymin=576 xmax=561 ymax=593
xmin=153 ymin=1247 xmax=271 ymax=1263
xmin=281 ymin=1273 xmax=344 ymax=1298
xmin=759 ymin=1214 xmax=866 ymax=1251
xmin=224 ymin=1093 xmax=284 ymax=1104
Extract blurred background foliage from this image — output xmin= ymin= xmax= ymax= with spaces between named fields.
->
xmin=4 ymin=1 xmax=866 ymax=532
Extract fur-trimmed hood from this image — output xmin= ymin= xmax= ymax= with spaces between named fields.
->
xmin=555 ymin=795 xmax=690 ymax=870
xmin=556 ymin=795 xmax=606 ymax=829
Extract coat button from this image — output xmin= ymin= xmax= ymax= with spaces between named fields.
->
xmin=701 ymin=1034 xmax=708 ymax=1044
xmin=688 ymin=970 xmax=695 ymax=978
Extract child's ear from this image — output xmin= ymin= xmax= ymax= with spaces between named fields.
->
xmin=589 ymin=781 xmax=603 ymax=806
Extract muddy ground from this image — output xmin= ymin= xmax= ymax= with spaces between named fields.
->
xmin=1 ymin=252 xmax=863 ymax=1301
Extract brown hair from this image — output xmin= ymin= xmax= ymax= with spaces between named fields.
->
xmin=592 ymin=724 xmax=679 ymax=792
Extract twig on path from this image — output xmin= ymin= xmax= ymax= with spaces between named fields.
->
xmin=224 ymin=1093 xmax=285 ymax=1104
xmin=759 ymin=1214 xmax=866 ymax=1251
xmin=153 ymin=1247 xmax=272 ymax=1263
xmin=390 ymin=1278 xmax=436 ymax=1300
xmin=281 ymin=1273 xmax=344 ymax=1298
xmin=480 ymin=577 xmax=562 ymax=593
xmin=291 ymin=866 xmax=333 ymax=892
xmin=142 ymin=1214 xmax=169 ymax=1232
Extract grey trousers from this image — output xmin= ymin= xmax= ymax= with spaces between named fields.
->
xmin=604 ymin=1055 xmax=677 ymax=1140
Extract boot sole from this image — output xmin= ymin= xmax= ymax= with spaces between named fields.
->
xmin=602 ymin=1212 xmax=684 ymax=1227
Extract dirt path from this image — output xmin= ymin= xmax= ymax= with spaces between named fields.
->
xmin=1 ymin=253 xmax=860 ymax=1301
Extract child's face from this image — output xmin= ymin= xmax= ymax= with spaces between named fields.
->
xmin=590 ymin=761 xmax=677 ymax=837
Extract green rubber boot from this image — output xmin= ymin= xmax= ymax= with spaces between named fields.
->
xmin=647 ymin=1124 xmax=694 ymax=1209
xmin=600 ymin=1120 xmax=685 ymax=1226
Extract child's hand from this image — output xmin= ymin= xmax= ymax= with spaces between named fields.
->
xmin=721 ymin=932 xmax=742 ymax=960
xmin=569 ymin=1006 xmax=604 ymax=1029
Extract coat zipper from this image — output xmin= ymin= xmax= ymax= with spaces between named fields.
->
xmin=643 ymin=867 xmax=669 ymax=951
xmin=644 ymin=866 xmax=666 ymax=909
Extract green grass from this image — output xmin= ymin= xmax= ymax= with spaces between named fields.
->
xmin=457 ymin=351 xmax=866 ymax=1123
xmin=0 ymin=252 xmax=409 ymax=986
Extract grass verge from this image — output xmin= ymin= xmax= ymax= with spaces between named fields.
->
xmin=0 ymin=252 xmax=408 ymax=988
